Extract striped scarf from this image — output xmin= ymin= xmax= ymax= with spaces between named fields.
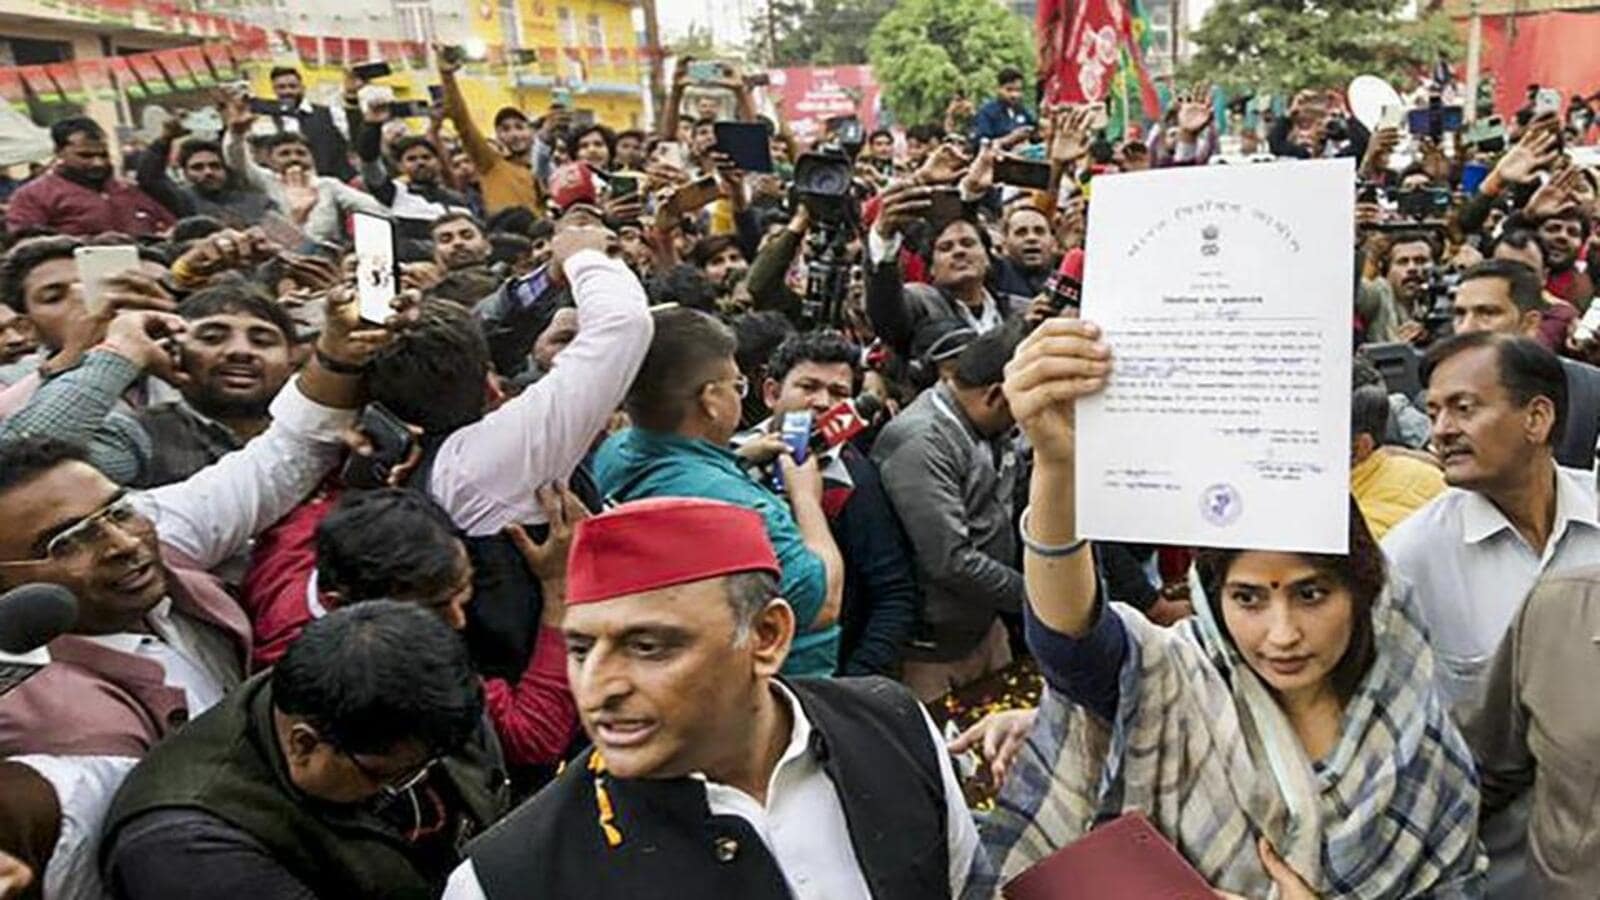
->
xmin=966 ymin=579 xmax=1485 ymax=898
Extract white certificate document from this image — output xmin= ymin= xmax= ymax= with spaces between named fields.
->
xmin=1076 ymin=159 xmax=1354 ymax=554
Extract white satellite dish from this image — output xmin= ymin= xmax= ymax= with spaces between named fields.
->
xmin=1348 ymin=75 xmax=1403 ymax=131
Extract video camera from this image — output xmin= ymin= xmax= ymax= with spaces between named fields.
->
xmin=790 ymin=148 xmax=864 ymax=329
xmin=792 ymin=150 xmax=859 ymax=226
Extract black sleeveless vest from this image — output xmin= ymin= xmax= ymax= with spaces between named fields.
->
xmin=467 ymin=677 xmax=951 ymax=900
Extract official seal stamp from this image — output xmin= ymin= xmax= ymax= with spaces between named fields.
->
xmin=1200 ymin=483 xmax=1242 ymax=526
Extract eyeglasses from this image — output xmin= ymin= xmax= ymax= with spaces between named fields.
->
xmin=345 ymin=750 xmax=440 ymax=801
xmin=0 ymin=491 xmax=152 ymax=566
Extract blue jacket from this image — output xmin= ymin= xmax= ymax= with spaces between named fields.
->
xmin=829 ymin=445 xmax=918 ymax=677
xmin=592 ymin=428 xmax=838 ymax=676
xmin=973 ymin=98 xmax=1036 ymax=141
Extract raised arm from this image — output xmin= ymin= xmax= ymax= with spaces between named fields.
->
xmin=1002 ymin=318 xmax=1110 ymax=637
xmin=437 ymin=49 xmax=500 ymax=176
xmin=428 ymin=226 xmax=653 ymax=535
xmin=136 ymin=129 xmax=192 ymax=219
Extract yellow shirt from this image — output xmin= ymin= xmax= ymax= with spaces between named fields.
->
xmin=1351 ymin=448 xmax=1447 ymax=540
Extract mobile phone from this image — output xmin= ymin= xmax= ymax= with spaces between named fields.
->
xmin=351 ymin=213 xmax=398 ymax=325
xmin=769 ymin=410 xmax=812 ymax=491
xmin=510 ymin=264 xmax=556 ymax=310
xmin=439 ymin=45 xmax=466 ymax=67
xmin=74 ymin=245 xmax=141 ymax=316
xmin=713 ymin=121 xmax=774 ymax=173
xmin=672 ymin=176 xmax=721 ymax=214
xmin=1407 ymin=105 xmax=1464 ymax=137
xmin=928 ymin=187 xmax=964 ymax=224
xmin=223 ymin=80 xmax=251 ymax=99
xmin=248 ymin=97 xmax=280 ymax=115
xmin=388 ymin=100 xmax=430 ymax=119
xmin=552 ymin=86 xmax=573 ymax=107
xmin=1396 ymin=187 xmax=1451 ymax=220
xmin=340 ymin=402 xmax=417 ymax=489
xmin=181 ymin=107 xmax=223 ymax=136
xmin=743 ymin=72 xmax=770 ymax=88
xmin=606 ymin=172 xmax=640 ymax=198
xmin=352 ymin=60 xmax=392 ymax=82
xmin=687 ymin=60 xmax=726 ymax=83
xmin=1377 ymin=104 xmax=1404 ymax=131
xmin=827 ymin=115 xmax=864 ymax=146
xmin=1534 ymin=87 xmax=1563 ymax=118
xmin=427 ymin=84 xmax=444 ymax=106
xmin=993 ymin=155 xmax=1051 ymax=190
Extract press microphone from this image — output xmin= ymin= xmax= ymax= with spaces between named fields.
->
xmin=1043 ymin=247 xmax=1084 ymax=316
xmin=0 ymin=584 xmax=76 ymax=696
xmin=809 ymin=393 xmax=885 ymax=455
xmin=0 ymin=583 xmax=78 ymax=655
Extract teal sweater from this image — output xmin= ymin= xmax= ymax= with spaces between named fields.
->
xmin=593 ymin=428 xmax=838 ymax=676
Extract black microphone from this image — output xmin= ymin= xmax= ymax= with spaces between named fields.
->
xmin=0 ymin=583 xmax=78 ymax=655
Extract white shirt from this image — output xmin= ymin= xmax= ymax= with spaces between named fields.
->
xmin=80 ymin=598 xmax=239 ymax=714
xmin=1383 ymin=463 xmax=1600 ymax=706
xmin=8 ymin=754 xmax=138 ymax=900
xmin=442 ymin=684 xmax=979 ymax=900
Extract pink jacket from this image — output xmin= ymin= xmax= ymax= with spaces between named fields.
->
xmin=3 ymin=170 xmax=175 ymax=238
xmin=0 ymin=545 xmax=251 ymax=757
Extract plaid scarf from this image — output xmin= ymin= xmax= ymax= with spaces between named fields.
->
xmin=966 ymin=580 xmax=1485 ymax=898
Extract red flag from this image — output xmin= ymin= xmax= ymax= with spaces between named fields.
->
xmin=293 ymin=34 xmax=320 ymax=66
xmin=347 ymin=39 xmax=371 ymax=62
xmin=128 ymin=51 xmax=173 ymax=94
xmin=1056 ymin=0 xmax=1121 ymax=105
xmin=322 ymin=37 xmax=346 ymax=66
xmin=18 ymin=65 xmax=62 ymax=102
xmin=178 ymin=46 xmax=216 ymax=85
xmin=0 ymin=68 xmax=26 ymax=104
xmin=153 ymin=48 xmax=196 ymax=90
xmin=45 ymin=62 xmax=86 ymax=102
xmin=107 ymin=55 xmax=147 ymax=98
xmin=78 ymin=58 xmax=113 ymax=95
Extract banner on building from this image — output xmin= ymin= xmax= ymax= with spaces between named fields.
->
xmin=768 ymin=65 xmax=881 ymax=145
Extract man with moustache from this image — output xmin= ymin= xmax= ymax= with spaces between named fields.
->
xmin=990 ymin=204 xmax=1060 ymax=298
xmin=0 ymin=283 xmax=300 ymax=487
xmin=443 ymin=497 xmax=977 ymax=900
xmin=1535 ymin=209 xmax=1595 ymax=311
xmin=5 ymin=118 xmax=174 ymax=237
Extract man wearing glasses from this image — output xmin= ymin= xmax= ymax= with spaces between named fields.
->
xmin=100 ymin=602 xmax=508 ymax=900
xmin=591 ymin=307 xmax=846 ymax=677
xmin=0 ymin=291 xmax=379 ymax=899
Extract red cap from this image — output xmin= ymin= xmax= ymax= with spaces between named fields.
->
xmin=567 ymin=498 xmax=781 ymax=606
xmin=549 ymin=162 xmax=598 ymax=211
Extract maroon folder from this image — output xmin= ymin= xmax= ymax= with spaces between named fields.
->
xmin=1001 ymin=811 xmax=1216 ymax=900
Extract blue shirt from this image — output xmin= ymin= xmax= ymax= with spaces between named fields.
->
xmin=973 ymin=98 xmax=1037 ymax=141
xmin=592 ymin=428 xmax=838 ymax=676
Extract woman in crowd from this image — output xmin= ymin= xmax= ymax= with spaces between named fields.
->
xmin=967 ymin=319 xmax=1485 ymax=898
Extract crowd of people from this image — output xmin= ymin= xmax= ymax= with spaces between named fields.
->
xmin=0 ymin=46 xmax=1597 ymax=900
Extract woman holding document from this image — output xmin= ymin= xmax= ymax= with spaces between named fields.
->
xmin=966 ymin=319 xmax=1484 ymax=898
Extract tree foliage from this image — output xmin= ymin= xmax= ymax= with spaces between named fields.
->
xmin=1184 ymin=0 xmax=1460 ymax=96
xmin=750 ymin=0 xmax=898 ymax=67
xmin=867 ymin=0 xmax=1035 ymax=126
xmin=667 ymin=24 xmax=719 ymax=61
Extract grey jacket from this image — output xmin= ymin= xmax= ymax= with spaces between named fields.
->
xmin=871 ymin=382 xmax=1022 ymax=662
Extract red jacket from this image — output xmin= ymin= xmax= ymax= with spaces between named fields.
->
xmin=241 ymin=489 xmax=579 ymax=766
xmin=4 ymin=169 xmax=175 ymax=238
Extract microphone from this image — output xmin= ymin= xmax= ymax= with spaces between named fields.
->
xmin=0 ymin=583 xmax=78 ymax=655
xmin=1043 ymin=247 xmax=1084 ymax=316
xmin=809 ymin=393 xmax=885 ymax=455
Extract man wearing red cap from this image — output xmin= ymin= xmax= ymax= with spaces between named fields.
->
xmin=444 ymin=497 xmax=978 ymax=900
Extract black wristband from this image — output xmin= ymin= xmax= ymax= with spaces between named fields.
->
xmin=315 ymin=346 xmax=369 ymax=375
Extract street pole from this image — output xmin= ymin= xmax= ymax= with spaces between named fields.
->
xmin=1464 ymin=0 xmax=1482 ymax=123
xmin=639 ymin=0 xmax=665 ymax=130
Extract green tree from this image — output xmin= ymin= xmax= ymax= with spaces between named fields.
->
xmin=1184 ymin=0 xmax=1460 ymax=96
xmin=867 ymin=0 xmax=1034 ymax=126
xmin=668 ymin=24 xmax=719 ymax=61
xmin=751 ymin=0 xmax=898 ymax=67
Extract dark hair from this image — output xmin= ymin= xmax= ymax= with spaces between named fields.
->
xmin=1352 ymin=384 xmax=1390 ymax=442
xmin=1488 ymin=224 xmax=1545 ymax=262
xmin=1377 ymin=231 xmax=1440 ymax=273
xmin=953 ymin=324 xmax=1021 ymax=389
xmin=1196 ymin=499 xmax=1383 ymax=703
xmin=645 ymin=263 xmax=720 ymax=312
xmin=528 ymin=218 xmax=555 ymax=242
xmin=0 ymin=235 xmax=82 ymax=313
xmin=907 ymin=123 xmax=944 ymax=144
xmin=390 ymin=135 xmax=440 ymax=163
xmin=315 ymin=489 xmax=461 ymax=606
xmin=693 ymin=116 xmax=717 ymax=130
xmin=427 ymin=269 xmax=499 ymax=306
xmin=617 ymin=128 xmax=646 ymax=145
xmin=766 ymin=330 xmax=858 ymax=385
xmin=1421 ymin=331 xmax=1567 ymax=447
xmin=1352 ymin=355 xmax=1385 ymax=390
xmin=369 ymin=300 xmax=492 ymax=434
xmin=169 ymin=215 xmax=226 ymax=248
xmin=176 ymin=138 xmax=224 ymax=169
xmin=430 ymin=211 xmax=483 ymax=237
xmin=732 ymin=310 xmax=796 ymax=379
xmin=49 ymin=116 xmax=104 ymax=150
xmin=1538 ymin=207 xmax=1592 ymax=239
xmin=626 ymin=307 xmax=737 ymax=431
xmin=0 ymin=436 xmax=91 ymax=497
xmin=867 ymin=128 xmax=894 ymax=144
xmin=688 ymin=235 xmax=744 ymax=270
xmin=566 ymin=124 xmax=617 ymax=163
xmin=263 ymin=132 xmax=312 ymax=153
xmin=176 ymin=282 xmax=299 ymax=345
xmin=485 ymin=206 xmax=538 ymax=238
xmin=268 ymin=66 xmax=301 ymax=82
xmin=271 ymin=601 xmax=481 ymax=756
xmin=997 ymin=67 xmax=1024 ymax=87
xmin=1459 ymin=258 xmax=1544 ymax=314
xmin=489 ymin=232 xmax=532 ymax=267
